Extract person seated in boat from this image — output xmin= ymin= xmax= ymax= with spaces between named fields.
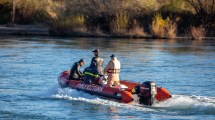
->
xmin=69 ymin=59 xmax=85 ymax=80
xmin=83 ymin=62 xmax=100 ymax=84
xmin=91 ymin=49 xmax=104 ymax=75
xmin=103 ymin=54 xmax=121 ymax=87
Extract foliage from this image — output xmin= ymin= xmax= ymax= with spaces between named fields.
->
xmin=151 ymin=13 xmax=168 ymax=38
xmin=166 ymin=21 xmax=177 ymax=39
xmin=15 ymin=0 xmax=51 ymax=24
xmin=110 ymin=12 xmax=130 ymax=34
xmin=184 ymin=0 xmax=215 ymax=28
xmin=50 ymin=15 xmax=87 ymax=35
xmin=0 ymin=0 xmax=214 ymax=38
xmin=190 ymin=25 xmax=207 ymax=40
xmin=158 ymin=0 xmax=191 ymax=13
xmin=151 ymin=14 xmax=179 ymax=38
xmin=166 ymin=16 xmax=180 ymax=38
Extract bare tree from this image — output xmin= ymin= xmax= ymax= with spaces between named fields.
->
xmin=184 ymin=0 xmax=215 ymax=28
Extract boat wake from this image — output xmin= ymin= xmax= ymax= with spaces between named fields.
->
xmin=154 ymin=95 xmax=215 ymax=115
xmin=49 ymin=86 xmax=155 ymax=112
xmin=42 ymin=85 xmax=215 ymax=115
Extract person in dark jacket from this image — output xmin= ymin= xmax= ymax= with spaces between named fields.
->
xmin=83 ymin=62 xmax=99 ymax=84
xmin=91 ymin=49 xmax=104 ymax=75
xmin=69 ymin=59 xmax=85 ymax=80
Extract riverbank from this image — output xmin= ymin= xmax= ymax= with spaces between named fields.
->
xmin=1 ymin=24 xmax=215 ymax=40
xmin=0 ymin=25 xmax=172 ymax=38
xmin=1 ymin=1 xmax=215 ymax=40
xmin=0 ymin=25 xmax=49 ymax=36
xmin=0 ymin=24 xmax=152 ymax=38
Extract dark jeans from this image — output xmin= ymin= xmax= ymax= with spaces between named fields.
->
xmin=84 ymin=79 xmax=91 ymax=84
xmin=84 ymin=78 xmax=100 ymax=85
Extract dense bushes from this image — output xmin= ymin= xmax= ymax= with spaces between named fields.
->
xmin=15 ymin=0 xmax=50 ymax=24
xmin=50 ymin=15 xmax=87 ymax=35
xmin=0 ymin=0 xmax=214 ymax=38
xmin=151 ymin=14 xmax=179 ymax=38
xmin=0 ymin=0 xmax=51 ymax=24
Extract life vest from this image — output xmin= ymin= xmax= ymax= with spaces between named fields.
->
xmin=84 ymin=71 xmax=99 ymax=77
xmin=107 ymin=59 xmax=120 ymax=74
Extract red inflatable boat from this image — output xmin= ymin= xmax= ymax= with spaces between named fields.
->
xmin=58 ymin=70 xmax=172 ymax=106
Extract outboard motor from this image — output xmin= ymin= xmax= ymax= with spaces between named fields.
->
xmin=134 ymin=81 xmax=157 ymax=106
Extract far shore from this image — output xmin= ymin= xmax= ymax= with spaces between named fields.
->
xmin=0 ymin=24 xmax=214 ymax=40
xmin=0 ymin=24 xmax=49 ymax=36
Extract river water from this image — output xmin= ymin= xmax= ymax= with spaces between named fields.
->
xmin=0 ymin=36 xmax=215 ymax=120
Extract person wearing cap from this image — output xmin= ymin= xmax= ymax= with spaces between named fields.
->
xmin=103 ymin=54 xmax=121 ymax=87
xmin=91 ymin=49 xmax=104 ymax=75
xmin=69 ymin=59 xmax=85 ymax=80
xmin=83 ymin=62 xmax=100 ymax=84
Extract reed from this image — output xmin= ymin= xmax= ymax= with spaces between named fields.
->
xmin=50 ymin=15 xmax=87 ymax=35
xmin=191 ymin=25 xmax=207 ymax=40
xmin=166 ymin=22 xmax=177 ymax=38
xmin=128 ymin=20 xmax=146 ymax=37
xmin=110 ymin=12 xmax=130 ymax=35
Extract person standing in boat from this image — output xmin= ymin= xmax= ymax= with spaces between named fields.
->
xmin=69 ymin=59 xmax=85 ymax=80
xmin=103 ymin=54 xmax=121 ymax=87
xmin=91 ymin=49 xmax=104 ymax=75
xmin=83 ymin=62 xmax=100 ymax=84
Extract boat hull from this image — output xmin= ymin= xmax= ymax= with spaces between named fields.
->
xmin=58 ymin=70 xmax=172 ymax=105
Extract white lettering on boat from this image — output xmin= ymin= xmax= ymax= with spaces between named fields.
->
xmin=77 ymin=83 xmax=103 ymax=92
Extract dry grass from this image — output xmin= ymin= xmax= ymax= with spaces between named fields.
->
xmin=128 ymin=26 xmax=146 ymax=37
xmin=0 ymin=0 xmax=8 ymax=4
xmin=151 ymin=14 xmax=178 ymax=38
xmin=1 ymin=0 xmax=213 ymax=38
xmin=128 ymin=20 xmax=146 ymax=37
xmin=166 ymin=21 xmax=177 ymax=39
xmin=50 ymin=15 xmax=87 ymax=35
xmin=151 ymin=14 xmax=167 ymax=38
xmin=110 ymin=12 xmax=130 ymax=35
xmin=191 ymin=25 xmax=207 ymax=40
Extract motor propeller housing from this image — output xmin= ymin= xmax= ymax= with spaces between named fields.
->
xmin=134 ymin=81 xmax=157 ymax=106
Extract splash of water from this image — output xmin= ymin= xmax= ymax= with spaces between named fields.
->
xmin=50 ymin=86 xmax=155 ymax=112
xmin=42 ymin=85 xmax=215 ymax=115
xmin=154 ymin=95 xmax=215 ymax=115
